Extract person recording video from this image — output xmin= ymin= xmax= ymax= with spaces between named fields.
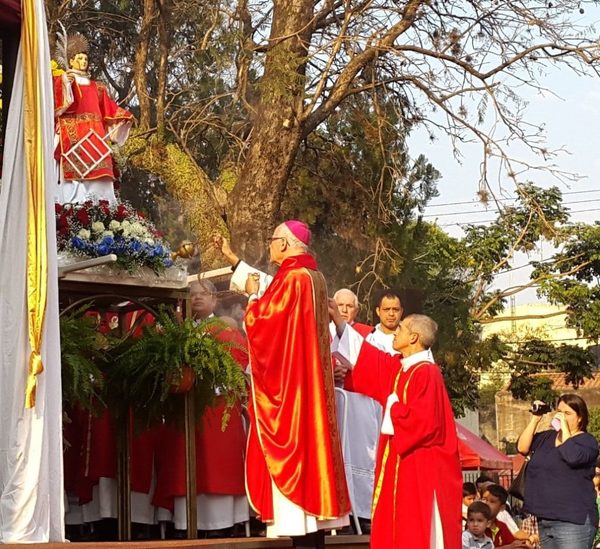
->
xmin=517 ymin=394 xmax=599 ymax=549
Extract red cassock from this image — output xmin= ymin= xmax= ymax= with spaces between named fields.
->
xmin=153 ymin=325 xmax=248 ymax=510
xmin=351 ymin=342 xmax=462 ymax=549
xmin=244 ymin=254 xmax=350 ymax=522
xmin=63 ymin=310 xmax=158 ymax=505
xmin=53 ymin=76 xmax=133 ymax=181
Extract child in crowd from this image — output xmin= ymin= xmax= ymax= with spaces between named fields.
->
xmin=463 ymin=482 xmax=478 ymax=527
xmin=481 ymin=484 xmax=537 ymax=548
xmin=462 ymin=501 xmax=494 ymax=549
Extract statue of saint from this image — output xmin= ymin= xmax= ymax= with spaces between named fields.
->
xmin=53 ymin=34 xmax=133 ymax=203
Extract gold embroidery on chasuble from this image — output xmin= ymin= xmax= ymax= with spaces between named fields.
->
xmin=307 ymin=268 xmax=350 ymax=514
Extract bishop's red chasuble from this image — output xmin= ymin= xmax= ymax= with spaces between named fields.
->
xmin=244 ymin=254 xmax=350 ymax=522
xmin=352 ymin=343 xmax=462 ymax=549
xmin=53 ymin=76 xmax=133 ymax=181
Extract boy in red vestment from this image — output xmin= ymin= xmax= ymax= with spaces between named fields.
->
xmin=330 ymin=307 xmax=462 ymax=549
xmin=243 ymin=221 xmax=350 ymax=549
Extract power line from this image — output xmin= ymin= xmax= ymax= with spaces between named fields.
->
xmin=424 ymin=198 xmax=600 ymax=219
xmin=426 ymin=188 xmax=600 ymax=209
xmin=439 ymin=207 xmax=599 ymax=227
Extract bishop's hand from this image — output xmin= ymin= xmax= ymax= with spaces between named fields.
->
xmin=213 ymin=233 xmax=239 ymax=266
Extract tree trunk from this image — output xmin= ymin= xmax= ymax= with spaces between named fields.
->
xmin=156 ymin=0 xmax=170 ymax=141
xmin=228 ymin=0 xmax=313 ymax=265
xmin=133 ymin=0 xmax=156 ymax=131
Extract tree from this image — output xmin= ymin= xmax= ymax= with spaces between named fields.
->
xmin=44 ymin=2 xmax=600 ymax=413
xmin=45 ymin=0 xmax=600 ymax=265
xmin=375 ymin=184 xmax=599 ymax=413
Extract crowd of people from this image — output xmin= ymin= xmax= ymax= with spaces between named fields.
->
xmin=49 ymin=31 xmax=599 ymax=549
xmin=461 ymin=393 xmax=600 ymax=549
xmin=62 ymin=219 xmax=600 ymax=549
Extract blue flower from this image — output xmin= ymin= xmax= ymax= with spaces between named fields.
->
xmin=112 ymin=236 xmax=126 ymax=254
xmin=97 ymin=243 xmax=111 ymax=255
xmin=153 ymin=244 xmax=164 ymax=257
xmin=71 ymin=236 xmax=87 ymax=250
xmin=129 ymin=240 xmax=143 ymax=253
xmin=163 ymin=257 xmax=174 ymax=268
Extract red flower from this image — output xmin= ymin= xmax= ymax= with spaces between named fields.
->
xmin=55 ymin=203 xmax=63 ymax=214
xmin=98 ymin=200 xmax=111 ymax=216
xmin=76 ymin=208 xmax=90 ymax=226
xmin=58 ymin=214 xmax=69 ymax=229
xmin=115 ymin=204 xmax=129 ymax=221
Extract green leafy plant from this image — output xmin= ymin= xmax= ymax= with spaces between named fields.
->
xmin=107 ymin=310 xmax=248 ymax=431
xmin=60 ymin=307 xmax=109 ymax=413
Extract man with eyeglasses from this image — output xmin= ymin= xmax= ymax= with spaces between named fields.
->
xmin=215 ymin=222 xmax=350 ymax=549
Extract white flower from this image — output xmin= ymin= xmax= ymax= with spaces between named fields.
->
xmin=102 ymin=231 xmax=114 ymax=238
xmin=130 ymin=222 xmax=146 ymax=236
xmin=91 ymin=221 xmax=105 ymax=233
xmin=109 ymin=220 xmax=121 ymax=231
xmin=122 ymin=228 xmax=131 ymax=237
xmin=121 ymin=220 xmax=131 ymax=229
xmin=144 ymin=238 xmax=154 ymax=245
xmin=78 ymin=229 xmax=91 ymax=240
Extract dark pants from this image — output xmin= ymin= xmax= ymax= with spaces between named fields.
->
xmin=292 ymin=531 xmax=325 ymax=549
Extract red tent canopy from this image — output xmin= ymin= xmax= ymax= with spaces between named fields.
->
xmin=456 ymin=422 xmax=512 ymax=470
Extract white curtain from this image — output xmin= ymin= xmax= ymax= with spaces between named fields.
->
xmin=0 ymin=0 xmax=65 ymax=542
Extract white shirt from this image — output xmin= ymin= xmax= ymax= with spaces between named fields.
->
xmin=366 ymin=323 xmax=399 ymax=355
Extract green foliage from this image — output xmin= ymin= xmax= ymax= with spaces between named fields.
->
xmin=108 ymin=310 xmax=247 ymax=431
xmin=59 ymin=307 xmax=108 ymax=413
xmin=507 ymin=338 xmax=595 ymax=401
xmin=588 ymin=408 xmax=600 ymax=444
xmin=462 ymin=183 xmax=569 ymax=287
xmin=534 ymin=222 xmax=600 ymax=340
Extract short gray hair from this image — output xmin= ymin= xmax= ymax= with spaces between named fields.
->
xmin=404 ymin=314 xmax=438 ymax=349
xmin=333 ymin=288 xmax=359 ymax=308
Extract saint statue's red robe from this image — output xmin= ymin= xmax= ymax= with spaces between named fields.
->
xmin=351 ymin=342 xmax=462 ymax=549
xmin=53 ymin=75 xmax=133 ymax=181
xmin=244 ymin=254 xmax=350 ymax=522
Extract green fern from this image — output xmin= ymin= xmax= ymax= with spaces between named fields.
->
xmin=60 ymin=306 xmax=109 ymax=413
xmin=107 ymin=309 xmax=248 ymax=431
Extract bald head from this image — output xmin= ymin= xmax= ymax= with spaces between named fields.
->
xmin=334 ymin=288 xmax=359 ymax=323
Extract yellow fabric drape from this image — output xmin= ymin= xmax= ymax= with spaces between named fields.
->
xmin=22 ymin=0 xmax=48 ymax=408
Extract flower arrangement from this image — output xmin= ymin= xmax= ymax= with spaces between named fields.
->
xmin=55 ymin=200 xmax=174 ymax=274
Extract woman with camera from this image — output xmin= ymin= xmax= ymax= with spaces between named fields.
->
xmin=517 ymin=394 xmax=599 ymax=549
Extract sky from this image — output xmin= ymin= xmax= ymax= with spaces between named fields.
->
xmin=407 ymin=18 xmax=600 ymax=305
